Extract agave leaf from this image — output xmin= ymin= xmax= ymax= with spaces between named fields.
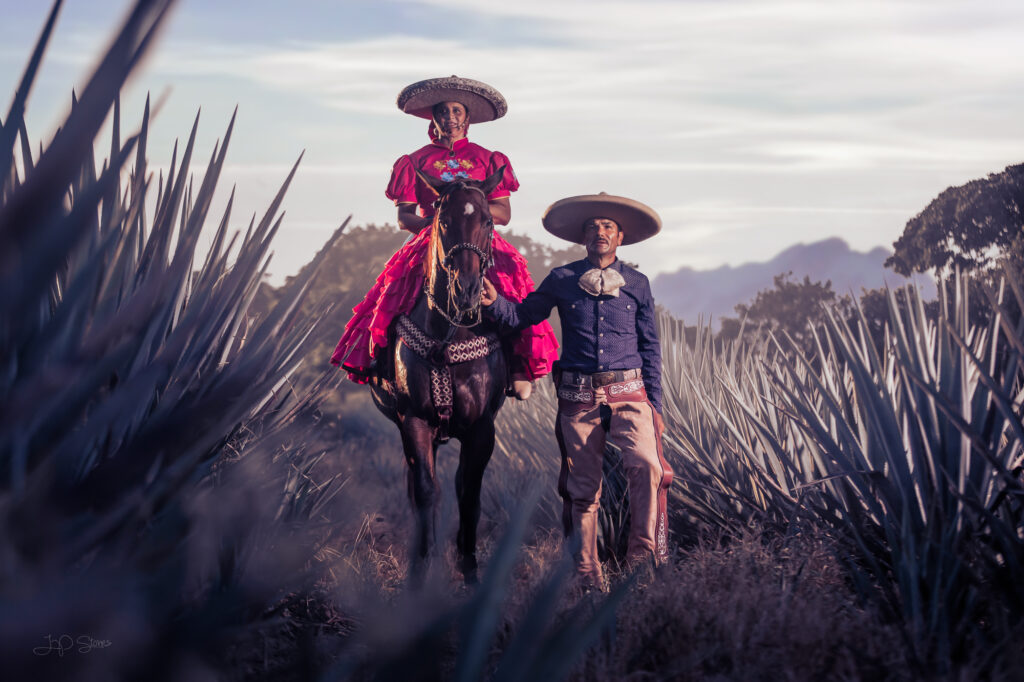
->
xmin=488 ymin=557 xmax=575 ymax=682
xmin=519 ymin=578 xmax=632 ymax=682
xmin=0 ymin=0 xmax=63 ymax=189
xmin=0 ymin=0 xmax=174 ymax=247
xmin=1 ymin=136 xmax=138 ymax=344
xmin=452 ymin=490 xmax=539 ymax=682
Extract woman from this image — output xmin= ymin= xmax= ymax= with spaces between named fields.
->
xmin=330 ymin=76 xmax=558 ymax=398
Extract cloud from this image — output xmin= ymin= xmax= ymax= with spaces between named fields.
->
xmin=7 ymin=0 xmax=1024 ymax=284
xmin=135 ymin=1 xmax=1024 ymax=171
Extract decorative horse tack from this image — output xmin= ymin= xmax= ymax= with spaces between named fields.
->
xmin=369 ymin=167 xmax=510 ymax=585
xmin=396 ymin=314 xmax=501 ymax=442
xmin=424 ymin=197 xmax=495 ymax=328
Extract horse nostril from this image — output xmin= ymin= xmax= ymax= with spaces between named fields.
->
xmin=456 ymin=275 xmax=481 ymax=303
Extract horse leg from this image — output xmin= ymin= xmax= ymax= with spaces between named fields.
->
xmin=400 ymin=418 xmax=438 ymax=586
xmin=455 ymin=418 xmax=495 ymax=584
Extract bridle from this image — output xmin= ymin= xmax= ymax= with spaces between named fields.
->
xmin=425 ymin=183 xmax=495 ymax=328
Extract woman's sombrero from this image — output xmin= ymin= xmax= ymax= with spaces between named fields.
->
xmin=542 ymin=193 xmax=662 ymax=245
xmin=397 ymin=76 xmax=508 ymax=123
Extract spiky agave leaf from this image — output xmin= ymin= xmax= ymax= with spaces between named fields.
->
xmin=665 ymin=273 xmax=1024 ymax=672
xmin=0 ymin=2 xmax=349 ymax=679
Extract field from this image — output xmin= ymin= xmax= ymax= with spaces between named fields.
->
xmin=4 ymin=1 xmax=1024 ymax=680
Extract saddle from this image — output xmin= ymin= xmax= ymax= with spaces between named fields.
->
xmin=395 ymin=314 xmax=502 ymax=442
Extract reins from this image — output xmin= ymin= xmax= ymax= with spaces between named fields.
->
xmin=424 ymin=183 xmax=495 ymax=328
xmin=402 ymin=182 xmax=501 ymax=440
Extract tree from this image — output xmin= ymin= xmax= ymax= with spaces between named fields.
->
xmin=501 ymin=230 xmax=585 ymax=287
xmin=856 ymin=286 xmax=940 ymax=354
xmin=887 ymin=163 xmax=1024 ymax=276
xmin=718 ymin=272 xmax=852 ymax=354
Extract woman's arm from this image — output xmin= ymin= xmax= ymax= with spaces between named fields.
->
xmin=397 ymin=203 xmax=432 ymax=234
xmin=488 ymin=197 xmax=511 ymax=226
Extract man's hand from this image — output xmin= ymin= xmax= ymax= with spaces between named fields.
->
xmin=653 ymin=410 xmax=665 ymax=440
xmin=480 ymin=276 xmax=497 ymax=307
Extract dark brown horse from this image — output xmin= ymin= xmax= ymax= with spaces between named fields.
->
xmin=370 ymin=167 xmax=508 ymax=584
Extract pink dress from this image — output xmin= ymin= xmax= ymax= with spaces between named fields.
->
xmin=330 ymin=136 xmax=559 ymax=383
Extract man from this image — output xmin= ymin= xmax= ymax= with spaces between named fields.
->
xmin=481 ymin=192 xmax=673 ymax=589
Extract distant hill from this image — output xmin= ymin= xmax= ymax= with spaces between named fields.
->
xmin=652 ymin=238 xmax=936 ymax=326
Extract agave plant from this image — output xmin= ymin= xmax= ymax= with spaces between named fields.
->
xmin=660 ymin=274 xmax=1024 ymax=673
xmin=0 ymin=1 xmax=351 ymax=678
xmin=494 ymin=267 xmax=1024 ymax=674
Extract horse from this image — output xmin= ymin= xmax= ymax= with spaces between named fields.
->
xmin=370 ymin=166 xmax=509 ymax=584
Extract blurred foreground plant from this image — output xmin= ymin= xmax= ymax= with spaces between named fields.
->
xmin=0 ymin=1 xmax=348 ymax=678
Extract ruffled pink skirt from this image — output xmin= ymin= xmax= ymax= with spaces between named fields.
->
xmin=330 ymin=227 xmax=558 ymax=384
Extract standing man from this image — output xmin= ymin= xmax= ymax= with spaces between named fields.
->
xmin=481 ymin=193 xmax=673 ymax=590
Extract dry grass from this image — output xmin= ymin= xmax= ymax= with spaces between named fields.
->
xmin=301 ymin=405 xmax=888 ymax=680
xmin=578 ymin=532 xmax=901 ymax=681
xmin=253 ymin=502 xmax=919 ymax=682
xmin=209 ymin=417 xmax=1024 ymax=681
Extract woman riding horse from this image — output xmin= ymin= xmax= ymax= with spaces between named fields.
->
xmin=370 ymin=172 xmax=509 ymax=584
xmin=330 ymin=76 xmax=558 ymax=397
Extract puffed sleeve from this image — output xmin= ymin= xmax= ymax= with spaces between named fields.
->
xmin=385 ymin=155 xmax=418 ymax=205
xmin=486 ymin=151 xmax=520 ymax=201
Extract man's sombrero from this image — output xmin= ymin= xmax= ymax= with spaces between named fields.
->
xmin=397 ymin=76 xmax=508 ymax=123
xmin=542 ymin=193 xmax=661 ymax=245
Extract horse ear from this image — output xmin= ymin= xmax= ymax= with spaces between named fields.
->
xmin=415 ymin=168 xmax=446 ymax=197
xmin=479 ymin=164 xmax=506 ymax=197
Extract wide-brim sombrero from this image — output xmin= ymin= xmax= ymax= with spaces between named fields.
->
xmin=397 ymin=76 xmax=508 ymax=123
xmin=542 ymin=193 xmax=661 ymax=245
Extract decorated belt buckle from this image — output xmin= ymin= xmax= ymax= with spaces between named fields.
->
xmin=607 ymin=378 xmax=645 ymax=396
xmin=558 ymin=387 xmax=594 ymax=403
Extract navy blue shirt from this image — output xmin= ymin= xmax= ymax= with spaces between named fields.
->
xmin=487 ymin=258 xmax=662 ymax=412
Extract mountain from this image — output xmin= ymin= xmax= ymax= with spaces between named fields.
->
xmin=651 ymin=238 xmax=936 ymax=326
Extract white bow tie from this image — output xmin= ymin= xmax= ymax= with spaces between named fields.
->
xmin=578 ymin=267 xmax=626 ymax=297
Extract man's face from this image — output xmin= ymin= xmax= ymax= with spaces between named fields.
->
xmin=582 ymin=217 xmax=623 ymax=259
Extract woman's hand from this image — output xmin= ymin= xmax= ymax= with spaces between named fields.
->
xmin=397 ymin=203 xmax=431 ymax=234
xmin=488 ymin=197 xmax=511 ymax=226
xmin=480 ymin=277 xmax=497 ymax=307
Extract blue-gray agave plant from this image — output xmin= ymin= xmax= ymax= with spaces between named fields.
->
xmin=0 ymin=1 xmax=350 ymax=678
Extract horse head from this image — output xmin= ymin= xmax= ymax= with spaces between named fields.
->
xmin=417 ymin=165 xmax=506 ymax=324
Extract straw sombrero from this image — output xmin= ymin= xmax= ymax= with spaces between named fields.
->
xmin=397 ymin=76 xmax=508 ymax=123
xmin=542 ymin=193 xmax=661 ymax=245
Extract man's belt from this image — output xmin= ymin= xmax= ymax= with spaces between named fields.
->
xmin=560 ymin=368 xmax=642 ymax=388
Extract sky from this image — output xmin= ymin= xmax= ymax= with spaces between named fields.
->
xmin=3 ymin=0 xmax=1024 ymax=284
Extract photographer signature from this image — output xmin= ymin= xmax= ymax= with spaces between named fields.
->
xmin=33 ymin=635 xmax=112 ymax=656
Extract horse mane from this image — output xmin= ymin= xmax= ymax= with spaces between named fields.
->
xmin=424 ymin=208 xmax=443 ymax=284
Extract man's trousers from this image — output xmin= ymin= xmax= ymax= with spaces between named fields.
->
xmin=554 ymin=378 xmax=673 ymax=586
